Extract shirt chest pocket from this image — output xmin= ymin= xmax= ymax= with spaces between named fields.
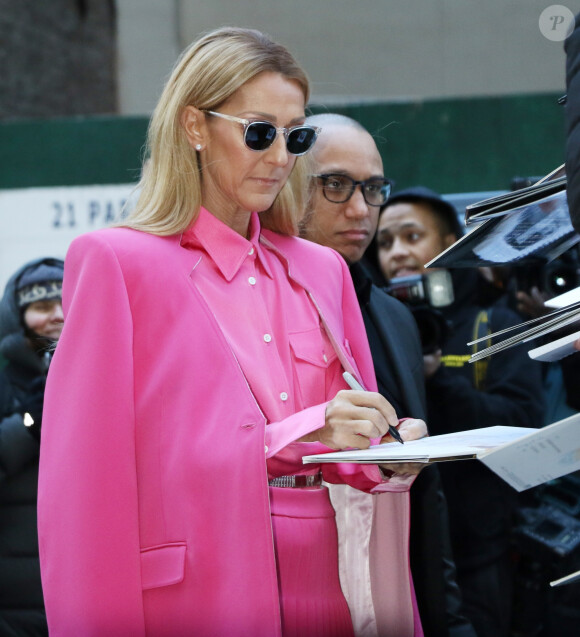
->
xmin=289 ymin=328 xmax=338 ymax=407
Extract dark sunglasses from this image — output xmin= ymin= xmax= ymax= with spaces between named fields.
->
xmin=313 ymin=173 xmax=393 ymax=207
xmin=204 ymin=111 xmax=320 ymax=155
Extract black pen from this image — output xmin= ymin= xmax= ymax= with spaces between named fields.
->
xmin=342 ymin=371 xmax=405 ymax=444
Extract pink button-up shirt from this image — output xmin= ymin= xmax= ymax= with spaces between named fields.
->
xmin=181 ymin=208 xmax=349 ymax=478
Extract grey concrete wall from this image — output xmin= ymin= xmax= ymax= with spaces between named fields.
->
xmin=0 ymin=0 xmax=117 ymax=119
xmin=1 ymin=1 xmax=574 ymax=118
xmin=116 ymin=0 xmax=180 ymax=115
xmin=115 ymin=0 xmax=577 ymax=115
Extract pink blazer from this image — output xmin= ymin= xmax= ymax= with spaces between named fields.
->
xmin=38 ymin=226 xmax=419 ymax=636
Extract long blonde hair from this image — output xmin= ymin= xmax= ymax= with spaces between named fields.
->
xmin=122 ymin=27 xmax=311 ymax=236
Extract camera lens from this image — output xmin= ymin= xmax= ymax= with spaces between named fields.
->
xmin=544 ymin=264 xmax=578 ymax=296
xmin=411 ymin=307 xmax=449 ymax=355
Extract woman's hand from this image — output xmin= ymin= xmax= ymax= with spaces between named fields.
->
xmin=379 ymin=418 xmax=428 ymax=477
xmin=299 ymin=389 xmax=399 ymax=450
xmin=381 ymin=417 xmax=427 ymax=444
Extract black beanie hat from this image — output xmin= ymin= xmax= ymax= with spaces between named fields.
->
xmin=17 ymin=261 xmax=64 ymax=309
xmin=383 ymin=186 xmax=464 ymax=239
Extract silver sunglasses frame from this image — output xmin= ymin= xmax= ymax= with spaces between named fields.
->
xmin=204 ymin=111 xmax=320 ymax=156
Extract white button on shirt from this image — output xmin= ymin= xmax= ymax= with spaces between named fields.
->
xmin=280 ymin=392 xmax=288 ymax=402
xmin=182 ymin=208 xmax=343 ymax=427
xmin=248 ymin=276 xmax=256 ymax=286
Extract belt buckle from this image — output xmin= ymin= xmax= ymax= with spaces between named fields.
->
xmin=268 ymin=472 xmax=322 ymax=488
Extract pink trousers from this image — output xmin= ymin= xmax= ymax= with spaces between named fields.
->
xmin=269 ymin=485 xmax=354 ymax=637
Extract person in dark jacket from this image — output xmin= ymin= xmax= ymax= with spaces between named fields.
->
xmin=377 ymin=187 xmax=545 ymax=637
xmin=564 ymin=14 xmax=580 ymax=364
xmin=565 ymin=12 xmax=580 ymax=234
xmin=300 ymin=113 xmax=476 ymax=637
xmin=0 ymin=257 xmax=64 ymax=636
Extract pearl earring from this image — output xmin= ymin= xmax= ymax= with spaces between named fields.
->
xmin=195 ymin=144 xmax=202 ymax=151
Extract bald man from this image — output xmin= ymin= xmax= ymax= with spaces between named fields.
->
xmin=300 ymin=114 xmax=475 ymax=637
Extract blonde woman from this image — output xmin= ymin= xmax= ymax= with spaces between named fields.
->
xmin=38 ymin=27 xmax=426 ymax=637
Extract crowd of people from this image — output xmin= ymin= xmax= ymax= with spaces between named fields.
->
xmin=1 ymin=21 xmax=579 ymax=637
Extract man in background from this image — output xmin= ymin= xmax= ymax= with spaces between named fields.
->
xmin=301 ymin=113 xmax=475 ymax=637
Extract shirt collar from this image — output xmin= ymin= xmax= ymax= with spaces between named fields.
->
xmin=181 ymin=207 xmax=273 ymax=281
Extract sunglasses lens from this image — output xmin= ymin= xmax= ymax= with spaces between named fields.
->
xmin=286 ymin=127 xmax=317 ymax=155
xmin=244 ymin=122 xmax=317 ymax=155
xmin=245 ymin=122 xmax=277 ymax=151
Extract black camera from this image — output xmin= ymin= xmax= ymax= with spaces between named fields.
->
xmin=514 ymin=503 xmax=580 ymax=564
xmin=509 ymin=474 xmax=580 ymax=636
xmin=514 ymin=252 xmax=580 ymax=298
xmin=509 ymin=176 xmax=580 ymax=298
xmin=384 ymin=270 xmax=454 ymax=355
xmin=513 ymin=474 xmax=580 ymax=564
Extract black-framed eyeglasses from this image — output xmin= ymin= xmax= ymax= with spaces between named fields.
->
xmin=204 ymin=111 xmax=320 ymax=156
xmin=313 ymin=173 xmax=393 ymax=207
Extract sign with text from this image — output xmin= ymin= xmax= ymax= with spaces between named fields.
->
xmin=0 ymin=183 xmax=136 ymax=291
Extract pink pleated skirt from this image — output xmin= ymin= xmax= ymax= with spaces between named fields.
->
xmin=269 ymin=485 xmax=354 ymax=637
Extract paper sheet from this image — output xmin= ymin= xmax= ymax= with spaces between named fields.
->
xmin=479 ymin=414 xmax=580 ymax=491
xmin=304 ymin=416 xmax=580 ymax=493
xmin=303 ymin=426 xmax=535 ymax=464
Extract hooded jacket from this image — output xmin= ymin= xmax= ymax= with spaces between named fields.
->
xmin=0 ymin=257 xmax=63 ymax=636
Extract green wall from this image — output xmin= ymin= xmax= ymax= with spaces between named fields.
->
xmin=0 ymin=116 xmax=148 ymax=189
xmin=311 ymin=92 xmax=566 ymax=192
xmin=0 ymin=92 xmax=566 ymax=193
